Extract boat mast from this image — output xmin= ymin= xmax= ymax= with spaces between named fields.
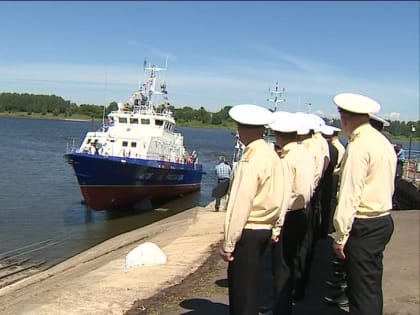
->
xmin=267 ymin=82 xmax=286 ymax=112
xmin=143 ymin=61 xmax=168 ymax=113
xmin=101 ymin=68 xmax=109 ymax=127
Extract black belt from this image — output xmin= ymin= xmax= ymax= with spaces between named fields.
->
xmin=287 ymin=208 xmax=305 ymax=214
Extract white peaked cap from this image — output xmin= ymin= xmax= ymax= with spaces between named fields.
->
xmin=268 ymin=111 xmax=297 ymax=132
xmin=229 ymin=104 xmax=275 ymax=125
xmin=369 ymin=113 xmax=390 ymax=127
xmin=320 ymin=124 xmax=341 ymax=136
xmin=307 ymin=113 xmax=326 ymax=131
xmin=333 ymin=93 xmax=381 ymax=114
xmin=294 ymin=112 xmax=311 ymax=135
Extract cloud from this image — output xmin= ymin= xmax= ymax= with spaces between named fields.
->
xmin=389 ymin=112 xmax=401 ymax=121
xmin=0 ymin=60 xmax=418 ymax=121
xmin=126 ymin=41 xmax=177 ymax=64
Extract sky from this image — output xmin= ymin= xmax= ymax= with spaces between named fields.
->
xmin=0 ymin=1 xmax=418 ymax=121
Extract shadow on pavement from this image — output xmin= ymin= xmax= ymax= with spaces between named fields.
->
xmin=179 ymin=298 xmax=229 ymax=314
xmin=292 ymin=237 xmax=349 ymax=315
xmin=177 ymin=236 xmax=350 ymax=315
xmin=215 ymin=278 xmax=228 ymax=288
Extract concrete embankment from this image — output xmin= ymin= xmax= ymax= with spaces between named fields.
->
xmin=0 ymin=204 xmax=224 ymax=315
xmin=0 ymin=206 xmax=418 ymax=315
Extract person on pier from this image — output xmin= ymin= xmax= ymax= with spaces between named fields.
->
xmin=219 ymin=104 xmax=292 ymax=315
xmin=269 ymin=111 xmax=315 ymax=315
xmin=332 ymin=93 xmax=396 ymax=315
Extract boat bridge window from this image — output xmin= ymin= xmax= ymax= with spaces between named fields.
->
xmin=119 ymin=117 xmax=128 ymax=124
xmin=141 ymin=119 xmax=150 ymax=125
xmin=130 ymin=118 xmax=139 ymax=124
xmin=155 ymin=119 xmax=164 ymax=126
xmin=131 ymin=142 xmax=137 ymax=148
xmin=122 ymin=141 xmax=128 ymax=147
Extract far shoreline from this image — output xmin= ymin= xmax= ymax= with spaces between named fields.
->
xmin=0 ymin=112 xmax=418 ymax=143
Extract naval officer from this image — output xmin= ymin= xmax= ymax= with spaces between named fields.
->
xmin=269 ymin=111 xmax=315 ymax=315
xmin=219 ymin=104 xmax=292 ymax=315
xmin=324 ymin=125 xmax=345 ymax=233
xmin=293 ymin=112 xmax=324 ymax=300
xmin=332 ymin=93 xmax=396 ymax=315
xmin=318 ymin=124 xmax=339 ymax=239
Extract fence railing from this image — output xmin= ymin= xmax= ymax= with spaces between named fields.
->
xmin=401 ymin=159 xmax=420 ymax=189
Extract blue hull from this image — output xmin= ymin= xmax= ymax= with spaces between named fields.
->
xmin=65 ymin=152 xmax=204 ymax=210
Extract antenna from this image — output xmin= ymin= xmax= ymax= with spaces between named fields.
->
xmin=143 ymin=57 xmax=148 ymax=84
xmin=267 ymin=82 xmax=286 ymax=112
xmin=305 ymin=102 xmax=312 ymax=113
xmin=102 ymin=66 xmax=108 ymax=126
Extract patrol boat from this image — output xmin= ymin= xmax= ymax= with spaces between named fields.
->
xmin=65 ymin=62 xmax=205 ymax=211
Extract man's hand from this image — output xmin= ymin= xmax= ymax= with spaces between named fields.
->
xmin=333 ymin=242 xmax=346 ymax=260
xmin=219 ymin=248 xmax=234 ymax=262
xmin=271 ymin=235 xmax=279 ymax=243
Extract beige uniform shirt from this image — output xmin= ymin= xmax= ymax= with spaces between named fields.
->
xmin=314 ymin=132 xmax=330 ymax=174
xmin=333 ymin=123 xmax=397 ymax=245
xmin=223 ymin=139 xmax=292 ymax=253
xmin=332 ymin=137 xmax=345 ymax=175
xmin=281 ymin=142 xmax=315 ymax=210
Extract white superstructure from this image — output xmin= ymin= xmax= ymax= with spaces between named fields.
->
xmin=75 ymin=63 xmax=194 ymax=164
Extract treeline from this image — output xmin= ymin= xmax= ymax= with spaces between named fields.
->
xmin=0 ymin=92 xmax=418 ymax=138
xmin=0 ymin=92 xmax=235 ymax=126
xmin=0 ymin=92 xmax=115 ymax=118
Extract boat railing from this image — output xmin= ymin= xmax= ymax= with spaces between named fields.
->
xmin=65 ymin=138 xmax=201 ymax=167
xmin=66 ymin=138 xmax=79 ymax=153
xmin=401 ymin=152 xmax=420 ymax=189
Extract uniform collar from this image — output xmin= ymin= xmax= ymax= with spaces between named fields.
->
xmin=280 ymin=142 xmax=297 ymax=158
xmin=349 ymin=123 xmax=371 ymax=142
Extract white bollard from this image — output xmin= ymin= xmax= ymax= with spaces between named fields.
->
xmin=125 ymin=242 xmax=167 ymax=268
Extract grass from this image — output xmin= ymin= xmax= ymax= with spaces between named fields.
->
xmin=0 ymin=111 xmax=418 ymax=141
xmin=0 ymin=111 xmax=95 ymax=121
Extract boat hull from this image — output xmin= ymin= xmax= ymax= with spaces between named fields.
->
xmin=65 ymin=153 xmax=204 ymax=211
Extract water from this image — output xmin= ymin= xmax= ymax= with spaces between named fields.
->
xmin=0 ymin=117 xmax=235 ymax=268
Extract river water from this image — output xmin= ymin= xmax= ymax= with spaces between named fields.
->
xmin=0 ymin=117 xmax=235 ymax=268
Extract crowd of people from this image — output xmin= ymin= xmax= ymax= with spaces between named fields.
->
xmin=214 ymin=93 xmax=398 ymax=315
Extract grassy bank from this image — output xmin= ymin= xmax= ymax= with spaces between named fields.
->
xmin=1 ymin=112 xmax=418 ymax=142
xmin=0 ymin=111 xmax=93 ymax=121
xmin=0 ymin=111 xmax=237 ymax=130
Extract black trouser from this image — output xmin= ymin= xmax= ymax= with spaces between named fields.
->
xmin=311 ymin=186 xmax=322 ymax=240
xmin=272 ymin=209 xmax=307 ymax=315
xmin=294 ymin=198 xmax=317 ymax=300
xmin=215 ymin=178 xmax=229 ymax=209
xmin=320 ymin=174 xmax=334 ymax=239
xmin=228 ymin=229 xmax=271 ymax=315
xmin=345 ymin=215 xmax=394 ymax=315
xmin=328 ymin=174 xmax=340 ymax=233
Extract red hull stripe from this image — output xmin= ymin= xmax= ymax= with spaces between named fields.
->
xmin=80 ymin=184 xmax=201 ymax=211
